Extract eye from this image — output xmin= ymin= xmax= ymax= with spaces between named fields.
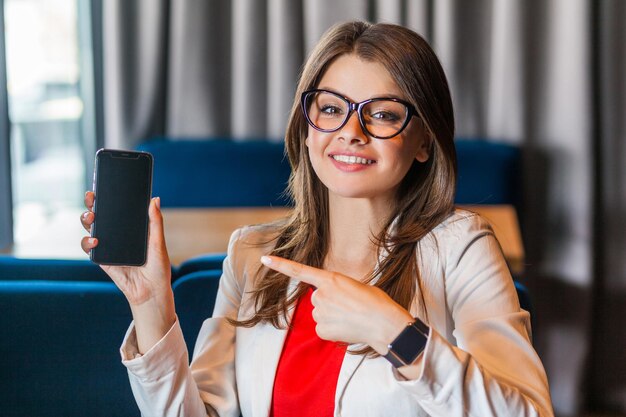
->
xmin=364 ymin=100 xmax=407 ymax=124
xmin=320 ymin=104 xmax=344 ymax=116
xmin=370 ymin=110 xmax=400 ymax=121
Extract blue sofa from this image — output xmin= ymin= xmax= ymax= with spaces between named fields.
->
xmin=454 ymin=140 xmax=521 ymax=207
xmin=0 ymin=255 xmax=180 ymax=416
xmin=0 ymin=280 xmax=137 ymax=417
xmin=137 ymin=137 xmax=521 ymax=209
xmin=0 ymin=256 xmax=110 ymax=281
xmin=0 ymin=272 xmax=224 ymax=417
xmin=137 ymin=138 xmax=292 ymax=208
xmin=0 ymin=255 xmax=178 ymax=282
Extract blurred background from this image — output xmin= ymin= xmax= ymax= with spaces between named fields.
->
xmin=0 ymin=1 xmax=624 ymax=416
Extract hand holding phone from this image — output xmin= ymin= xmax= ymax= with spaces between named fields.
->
xmin=81 ymin=148 xmax=171 ymax=306
xmin=81 ymin=190 xmax=176 ymax=352
xmin=80 ymin=150 xmax=176 ymax=349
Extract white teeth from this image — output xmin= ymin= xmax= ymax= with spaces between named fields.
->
xmin=332 ymin=155 xmax=374 ymax=165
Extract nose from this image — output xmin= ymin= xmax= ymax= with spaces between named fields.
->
xmin=339 ymin=110 xmax=369 ymax=144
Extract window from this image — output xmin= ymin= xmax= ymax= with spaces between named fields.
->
xmin=4 ymin=0 xmax=97 ymax=256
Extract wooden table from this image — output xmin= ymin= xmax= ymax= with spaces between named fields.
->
xmin=4 ymin=204 xmax=524 ymax=274
xmin=162 ymin=205 xmax=524 ymax=273
xmin=460 ymin=205 xmax=525 ymax=274
xmin=162 ymin=207 xmax=291 ymax=265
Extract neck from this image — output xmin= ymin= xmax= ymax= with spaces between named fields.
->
xmin=324 ymin=193 xmax=394 ymax=277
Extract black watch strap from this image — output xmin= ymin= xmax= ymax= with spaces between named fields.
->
xmin=384 ymin=318 xmax=430 ymax=368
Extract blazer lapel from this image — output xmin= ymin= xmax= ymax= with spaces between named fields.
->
xmin=334 ymin=345 xmax=367 ymax=414
xmin=249 ymin=278 xmax=299 ymax=417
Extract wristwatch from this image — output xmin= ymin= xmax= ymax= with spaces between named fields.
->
xmin=383 ymin=318 xmax=430 ymax=368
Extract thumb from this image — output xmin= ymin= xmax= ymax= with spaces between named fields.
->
xmin=148 ymin=197 xmax=167 ymax=252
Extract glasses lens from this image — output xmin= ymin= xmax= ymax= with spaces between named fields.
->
xmin=304 ymin=91 xmax=348 ymax=131
xmin=361 ymin=100 xmax=409 ymax=138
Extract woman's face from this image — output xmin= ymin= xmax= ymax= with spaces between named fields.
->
xmin=305 ymin=53 xmax=431 ymax=204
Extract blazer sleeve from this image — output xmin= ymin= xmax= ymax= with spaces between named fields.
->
xmin=120 ymin=228 xmax=245 ymax=417
xmin=393 ymin=214 xmax=554 ymax=417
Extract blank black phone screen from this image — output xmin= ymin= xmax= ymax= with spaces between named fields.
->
xmin=90 ymin=149 xmax=153 ymax=266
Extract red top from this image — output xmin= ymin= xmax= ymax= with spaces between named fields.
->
xmin=270 ymin=287 xmax=347 ymax=417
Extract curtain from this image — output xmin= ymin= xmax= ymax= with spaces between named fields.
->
xmin=593 ymin=0 xmax=626 ymax=411
xmin=102 ymin=0 xmax=626 ymax=414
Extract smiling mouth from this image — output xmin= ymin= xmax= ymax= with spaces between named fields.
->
xmin=331 ymin=155 xmax=375 ymax=165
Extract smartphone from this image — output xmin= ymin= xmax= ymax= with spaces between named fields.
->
xmin=90 ymin=149 xmax=153 ymax=266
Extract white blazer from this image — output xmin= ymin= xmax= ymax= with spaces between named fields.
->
xmin=120 ymin=210 xmax=554 ymax=417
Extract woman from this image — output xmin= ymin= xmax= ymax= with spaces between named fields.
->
xmin=81 ymin=21 xmax=553 ymax=416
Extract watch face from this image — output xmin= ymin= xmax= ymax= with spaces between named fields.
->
xmin=393 ymin=323 xmax=428 ymax=364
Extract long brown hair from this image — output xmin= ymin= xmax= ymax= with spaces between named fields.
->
xmin=232 ymin=21 xmax=456 ymax=355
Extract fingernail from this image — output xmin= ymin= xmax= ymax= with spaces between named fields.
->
xmin=88 ymin=238 xmax=96 ymax=245
xmin=260 ymin=256 xmax=272 ymax=265
xmin=82 ymin=212 xmax=89 ymax=219
xmin=155 ymin=197 xmax=161 ymax=209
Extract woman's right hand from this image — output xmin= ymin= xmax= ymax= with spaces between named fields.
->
xmin=81 ymin=191 xmax=176 ymax=353
xmin=80 ymin=191 xmax=172 ymax=306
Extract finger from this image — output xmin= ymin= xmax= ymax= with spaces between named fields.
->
xmin=310 ymin=288 xmax=319 ymax=307
xmin=80 ymin=211 xmax=94 ymax=232
xmin=260 ymin=255 xmax=324 ymax=287
xmin=81 ymin=236 xmax=98 ymax=254
xmin=311 ymin=305 xmax=320 ymax=323
xmin=85 ymin=191 xmax=95 ymax=210
xmin=315 ymin=324 xmax=332 ymax=341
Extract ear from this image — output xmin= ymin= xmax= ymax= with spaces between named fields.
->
xmin=415 ymin=133 xmax=433 ymax=163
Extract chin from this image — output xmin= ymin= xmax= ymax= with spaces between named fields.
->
xmin=327 ymin=185 xmax=385 ymax=200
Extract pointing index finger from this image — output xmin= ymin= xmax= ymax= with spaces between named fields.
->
xmin=260 ymin=255 xmax=324 ymax=287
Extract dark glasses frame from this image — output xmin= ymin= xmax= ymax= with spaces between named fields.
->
xmin=300 ymin=88 xmax=419 ymax=139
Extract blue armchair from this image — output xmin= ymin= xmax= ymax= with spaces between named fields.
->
xmin=172 ymin=270 xmax=222 ymax=354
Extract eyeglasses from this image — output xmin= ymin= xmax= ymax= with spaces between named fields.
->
xmin=301 ymin=89 xmax=418 ymax=139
